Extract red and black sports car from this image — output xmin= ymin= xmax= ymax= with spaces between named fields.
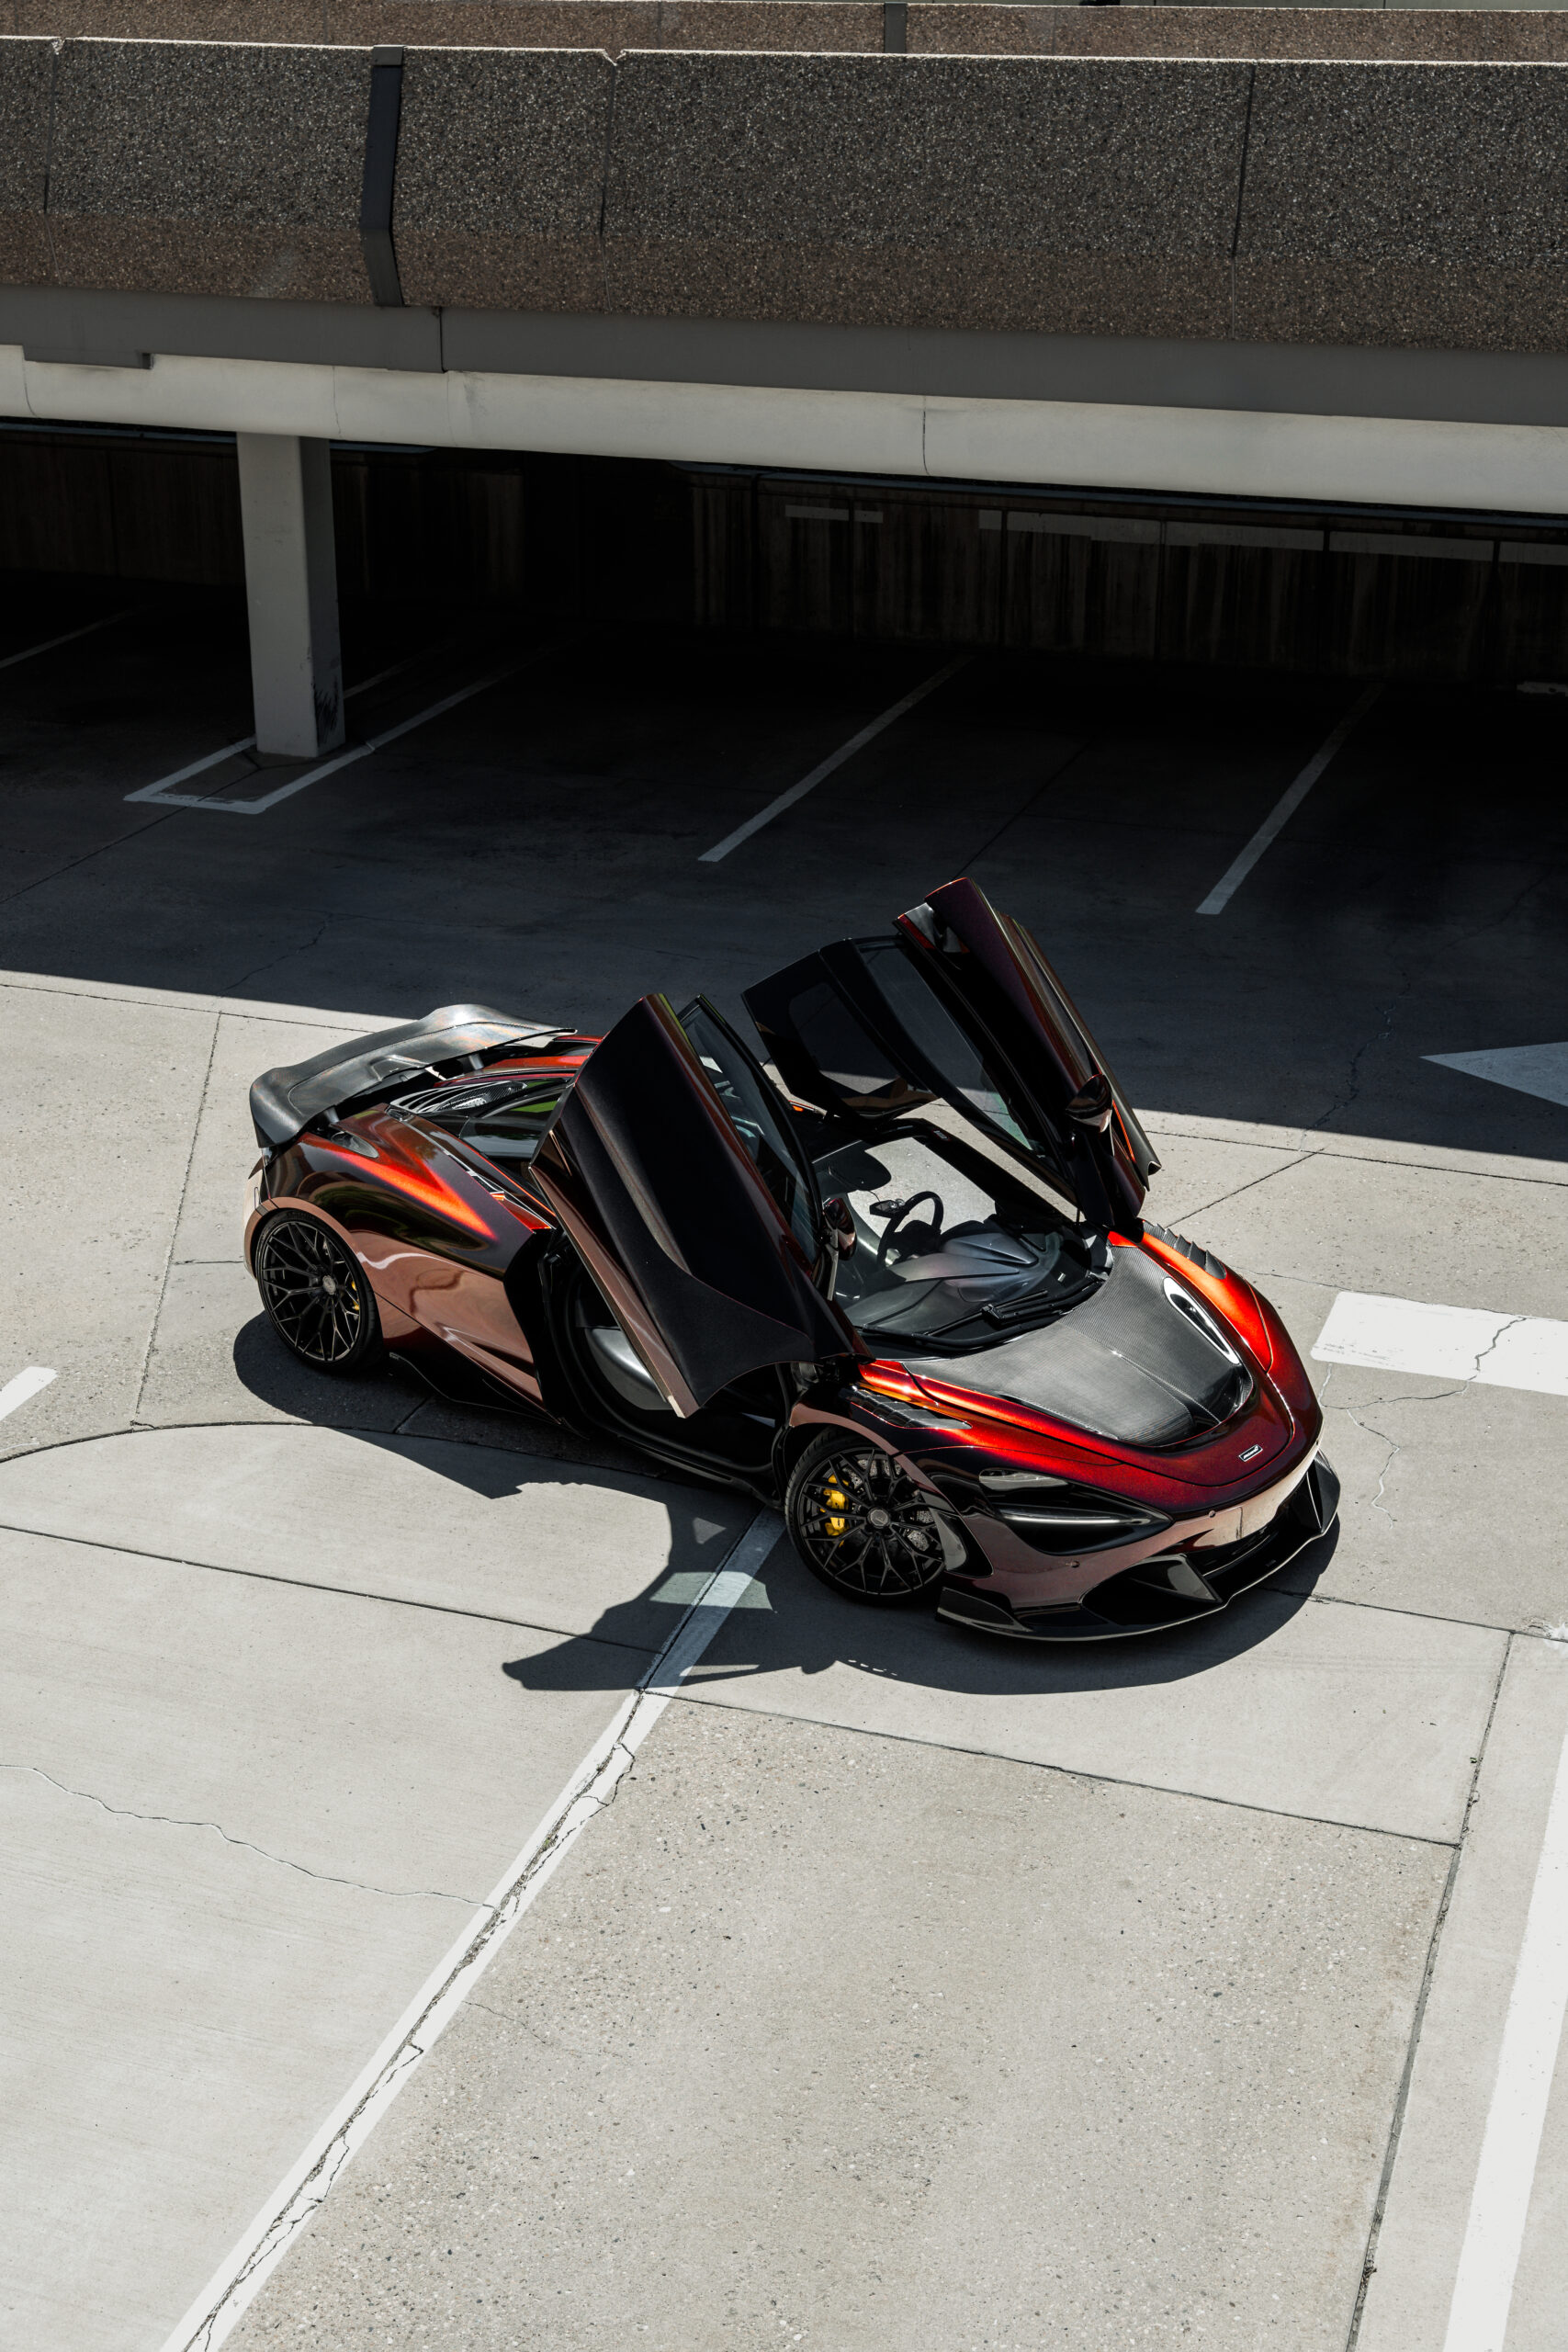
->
xmin=245 ymin=877 xmax=1337 ymax=1640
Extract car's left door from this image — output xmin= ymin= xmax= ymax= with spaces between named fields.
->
xmin=532 ymin=994 xmax=858 ymax=1418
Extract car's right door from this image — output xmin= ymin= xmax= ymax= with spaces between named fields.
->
xmin=744 ymin=876 xmax=1156 ymax=1231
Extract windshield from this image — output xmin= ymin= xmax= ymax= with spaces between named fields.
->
xmin=815 ymin=1119 xmax=1100 ymax=1352
xmin=679 ymin=1001 xmax=822 ymax=1266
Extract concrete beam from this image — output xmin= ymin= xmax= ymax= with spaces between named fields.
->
xmin=11 ymin=344 xmax=1568 ymax=516
xmin=235 ymin=434 xmax=344 ymax=761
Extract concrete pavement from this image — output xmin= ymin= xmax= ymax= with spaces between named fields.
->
xmin=2 ymin=594 xmax=1566 ymax=2349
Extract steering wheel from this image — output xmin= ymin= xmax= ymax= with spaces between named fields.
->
xmin=876 ymin=1190 xmax=945 ymax=1267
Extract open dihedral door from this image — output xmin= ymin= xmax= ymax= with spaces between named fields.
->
xmin=532 ymin=995 xmax=856 ymax=1418
xmin=744 ymin=876 xmax=1157 ymax=1232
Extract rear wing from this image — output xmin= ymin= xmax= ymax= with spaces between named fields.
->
xmin=249 ymin=1004 xmax=562 ymax=1148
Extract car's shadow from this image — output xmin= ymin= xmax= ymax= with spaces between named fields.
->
xmin=504 ymin=1524 xmax=1339 ymax=1702
xmin=234 ymin=1314 xmax=1338 ymax=1700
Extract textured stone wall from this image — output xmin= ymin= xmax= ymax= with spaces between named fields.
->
xmin=45 ymin=39 xmax=371 ymax=299
xmin=0 ymin=38 xmax=52 ymax=283
xmin=392 ymin=47 xmax=614 ymax=307
xmin=601 ymin=52 xmax=1253 ymax=334
xmin=6 ymin=35 xmax=1568 ymax=349
xmin=1238 ymin=61 xmax=1568 ymax=349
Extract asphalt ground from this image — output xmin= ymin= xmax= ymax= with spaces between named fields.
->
xmin=1 ymin=571 xmax=1566 ymax=2352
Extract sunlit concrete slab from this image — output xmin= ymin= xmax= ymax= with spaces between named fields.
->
xmin=226 ymin=1702 xmax=1451 ymax=2352
xmin=653 ymin=1536 xmax=1501 ymax=1843
xmin=0 ymin=1520 xmax=637 ymax=2352
xmin=0 ymin=978 xmax=216 ymax=1459
xmin=168 ymin=1009 xmax=366 ymax=1266
xmin=1191 ymin=1149 xmax=1568 ymax=1325
xmin=1252 ymin=1271 xmax=1568 ymax=1637
xmin=1117 ymin=1125 xmax=1309 ymax=1234
xmin=0 ymin=1422 xmax=751 ymax=1653
xmin=1141 ymin=1109 xmax=1568 ymax=1197
xmin=1357 ymin=1634 xmax=1568 ymax=2352
xmin=133 ymin=1260 xmax=419 ymax=1434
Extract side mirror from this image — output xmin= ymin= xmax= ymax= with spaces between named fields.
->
xmin=1066 ymin=1070 xmax=1114 ymax=1135
xmin=821 ymin=1195 xmax=858 ymax=1260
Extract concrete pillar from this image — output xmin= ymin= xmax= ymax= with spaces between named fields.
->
xmin=235 ymin=434 xmax=344 ymax=759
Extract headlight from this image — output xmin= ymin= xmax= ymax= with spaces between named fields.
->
xmin=976 ymin=1467 xmax=1168 ymax=1552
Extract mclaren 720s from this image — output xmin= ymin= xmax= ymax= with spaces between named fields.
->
xmin=244 ymin=876 xmax=1337 ymax=1640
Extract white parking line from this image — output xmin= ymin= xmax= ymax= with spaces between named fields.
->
xmin=123 ymin=655 xmax=434 ymax=811
xmin=1312 ymin=1291 xmax=1568 ymax=1397
xmin=698 ymin=656 xmax=971 ymax=864
xmin=1196 ymin=682 xmax=1382 ymax=915
xmin=1442 ymin=1713 xmax=1568 ymax=2352
xmin=159 ymin=1507 xmax=783 ymax=2352
xmin=0 ymin=1366 xmax=56 ymax=1423
xmin=0 ymin=610 xmax=131 ymax=671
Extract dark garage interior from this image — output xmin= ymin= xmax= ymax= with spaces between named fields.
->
xmin=6 ymin=418 xmax=1568 ymax=685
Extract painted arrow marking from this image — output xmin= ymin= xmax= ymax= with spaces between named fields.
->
xmin=1425 ymin=1043 xmax=1568 ymax=1111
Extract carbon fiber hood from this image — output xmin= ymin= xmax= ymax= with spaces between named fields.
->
xmin=903 ymin=1245 xmax=1252 ymax=1446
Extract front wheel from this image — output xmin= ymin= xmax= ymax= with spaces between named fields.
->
xmin=254 ymin=1212 xmax=384 ymax=1375
xmin=784 ymin=1431 xmax=948 ymax=1606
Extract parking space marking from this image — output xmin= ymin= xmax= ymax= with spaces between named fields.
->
xmin=698 ymin=656 xmax=971 ymax=863
xmin=0 ymin=610 xmax=131 ymax=671
xmin=1442 ymin=1709 xmax=1568 ymax=2352
xmin=124 ymin=733 xmax=262 ymax=805
xmin=160 ymin=1508 xmax=783 ymax=2352
xmin=122 ymin=655 xmax=435 ymax=812
xmin=0 ymin=1366 xmax=56 ymax=1424
xmin=1313 ymin=1291 xmax=1568 ymax=1396
xmin=1196 ymin=682 xmax=1382 ymax=914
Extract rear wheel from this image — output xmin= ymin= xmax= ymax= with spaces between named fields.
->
xmin=785 ymin=1431 xmax=947 ymax=1606
xmin=254 ymin=1213 xmax=383 ymax=1375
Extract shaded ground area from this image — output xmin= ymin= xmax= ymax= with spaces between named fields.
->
xmin=1 ymin=576 xmax=1564 ymax=1159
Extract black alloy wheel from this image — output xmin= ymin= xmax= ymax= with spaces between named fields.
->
xmin=255 ymin=1213 xmax=383 ymax=1374
xmin=785 ymin=1432 xmax=949 ymax=1605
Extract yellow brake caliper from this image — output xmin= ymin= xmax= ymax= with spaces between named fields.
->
xmin=823 ymin=1484 xmax=848 ymax=1537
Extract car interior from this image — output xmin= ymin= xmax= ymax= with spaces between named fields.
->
xmin=394 ymin=993 xmax=1114 ymax=1439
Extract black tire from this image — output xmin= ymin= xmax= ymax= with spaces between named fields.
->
xmin=254 ymin=1212 xmax=384 ymax=1376
xmin=784 ymin=1430 xmax=948 ymax=1606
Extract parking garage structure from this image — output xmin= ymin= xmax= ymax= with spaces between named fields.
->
xmin=7 ymin=6 xmax=1568 ymax=747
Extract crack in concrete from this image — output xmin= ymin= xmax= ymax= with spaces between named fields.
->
xmin=1430 ymin=866 xmax=1556 ymax=962
xmin=1308 ymin=865 xmax=1551 ymax=1157
xmin=225 ymin=911 xmax=335 ymax=994
xmin=1341 ymin=1408 xmax=1403 ymax=1525
xmin=2 ymin=1762 xmax=492 ymax=1911
xmin=1312 ymin=967 xmax=1414 ymax=1132
xmin=1333 ymin=1316 xmax=1530 ymax=1524
xmin=180 ymin=1714 xmax=653 ymax=2348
